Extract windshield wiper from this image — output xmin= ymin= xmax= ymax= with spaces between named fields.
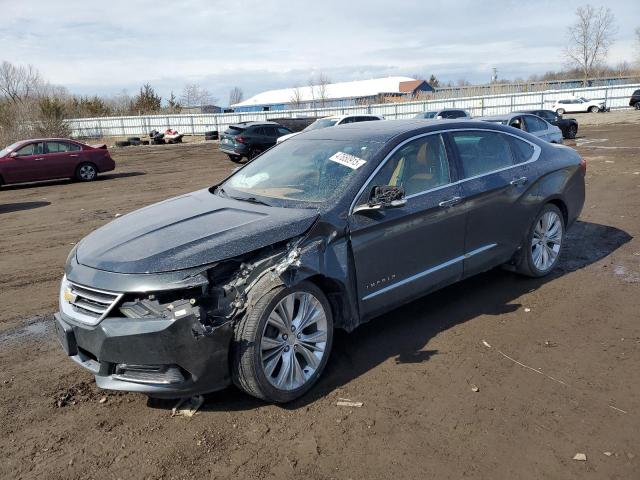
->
xmin=229 ymin=195 xmax=272 ymax=207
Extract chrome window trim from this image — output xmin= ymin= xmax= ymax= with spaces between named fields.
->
xmin=361 ymin=243 xmax=497 ymax=301
xmin=349 ymin=128 xmax=541 ymax=214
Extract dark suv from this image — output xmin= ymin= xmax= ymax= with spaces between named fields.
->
xmin=219 ymin=121 xmax=292 ymax=162
xmin=516 ymin=109 xmax=579 ymax=139
xmin=630 ymin=89 xmax=640 ymax=110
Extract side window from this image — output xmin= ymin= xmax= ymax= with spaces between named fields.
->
xmin=361 ymin=134 xmax=451 ymax=199
xmin=15 ymin=142 xmax=44 ymax=156
xmin=340 ymin=117 xmax=355 ymax=124
xmin=68 ymin=143 xmax=81 ymax=151
xmin=264 ymin=126 xmax=278 ymax=136
xmin=524 ymin=115 xmax=547 ymax=132
xmin=449 ymin=111 xmax=466 ymax=118
xmin=355 ymin=116 xmax=376 ymax=122
xmin=451 ymin=131 xmax=515 ymax=178
xmin=539 ymin=111 xmax=556 ymax=122
xmin=251 ymin=127 xmax=265 ymax=135
xmin=508 ymin=117 xmax=523 ymax=130
xmin=277 ymin=127 xmax=291 ymax=135
xmin=509 ymin=137 xmax=535 ymax=164
xmin=46 ymin=141 xmax=71 ymax=153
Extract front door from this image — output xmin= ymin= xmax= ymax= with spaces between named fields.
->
xmin=349 ymin=133 xmax=466 ymax=319
xmin=4 ymin=142 xmax=46 ymax=183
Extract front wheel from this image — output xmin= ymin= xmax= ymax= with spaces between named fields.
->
xmin=589 ymin=106 xmax=599 ymax=113
xmin=516 ymin=204 xmax=565 ymax=277
xmin=635 ymin=103 xmax=640 ymax=110
xmin=231 ymin=281 xmax=333 ymax=403
xmin=567 ymin=124 xmax=577 ymax=139
xmin=227 ymin=154 xmax=243 ymax=163
xmin=75 ymin=163 xmax=97 ymax=182
xmin=556 ymin=108 xmax=565 ymax=115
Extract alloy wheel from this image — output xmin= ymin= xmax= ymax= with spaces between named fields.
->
xmin=531 ymin=211 xmax=563 ymax=272
xmin=79 ymin=164 xmax=96 ymax=180
xmin=260 ymin=292 xmax=328 ymax=391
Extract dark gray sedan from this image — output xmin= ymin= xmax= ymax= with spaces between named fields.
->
xmin=55 ymin=120 xmax=585 ymax=403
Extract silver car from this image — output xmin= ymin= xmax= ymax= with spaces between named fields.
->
xmin=479 ymin=113 xmax=563 ymax=144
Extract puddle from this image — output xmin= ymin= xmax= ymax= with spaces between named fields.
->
xmin=0 ymin=315 xmax=52 ymax=346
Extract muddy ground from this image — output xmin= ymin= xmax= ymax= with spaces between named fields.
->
xmin=0 ymin=116 xmax=639 ymax=479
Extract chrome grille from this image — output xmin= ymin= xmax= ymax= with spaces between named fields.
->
xmin=60 ymin=275 xmax=123 ymax=325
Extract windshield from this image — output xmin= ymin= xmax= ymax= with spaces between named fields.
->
xmin=221 ymin=138 xmax=383 ymax=204
xmin=417 ymin=111 xmax=437 ymax=119
xmin=0 ymin=141 xmax=21 ymax=158
xmin=302 ymin=118 xmax=339 ymax=132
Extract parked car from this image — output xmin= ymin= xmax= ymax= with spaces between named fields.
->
xmin=515 ymin=109 xmax=579 ymax=139
xmin=415 ymin=109 xmax=471 ymax=119
xmin=276 ymin=114 xmax=383 ymax=144
xmin=551 ymin=97 xmax=606 ymax=114
xmin=0 ymin=138 xmax=114 ymax=186
xmin=629 ymin=89 xmax=640 ymax=109
xmin=55 ymin=119 xmax=585 ymax=403
xmin=219 ymin=121 xmax=292 ymax=162
xmin=479 ymin=113 xmax=563 ymax=144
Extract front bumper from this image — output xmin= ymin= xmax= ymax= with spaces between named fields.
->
xmin=54 ymin=309 xmax=234 ymax=398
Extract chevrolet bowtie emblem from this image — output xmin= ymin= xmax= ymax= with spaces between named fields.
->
xmin=63 ymin=288 xmax=77 ymax=303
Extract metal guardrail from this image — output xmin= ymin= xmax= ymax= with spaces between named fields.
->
xmin=67 ymin=83 xmax=640 ymax=139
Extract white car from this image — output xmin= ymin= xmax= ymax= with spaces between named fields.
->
xmin=276 ymin=114 xmax=384 ymax=143
xmin=415 ymin=109 xmax=471 ymax=119
xmin=551 ymin=97 xmax=605 ymax=115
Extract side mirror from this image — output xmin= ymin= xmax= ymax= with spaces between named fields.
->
xmin=354 ymin=185 xmax=406 ymax=214
xmin=9 ymin=151 xmax=17 ymax=158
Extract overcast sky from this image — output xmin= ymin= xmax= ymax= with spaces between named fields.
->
xmin=2 ymin=0 xmax=639 ymax=105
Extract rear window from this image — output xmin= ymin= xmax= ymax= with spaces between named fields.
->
xmin=509 ymin=137 xmax=535 ymax=164
xmin=634 ymin=90 xmax=640 ymax=96
xmin=224 ymin=126 xmax=245 ymax=135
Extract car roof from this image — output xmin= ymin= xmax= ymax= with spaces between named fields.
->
xmin=478 ymin=113 xmax=521 ymax=121
xmin=230 ymin=121 xmax=280 ymax=127
xmin=295 ymin=119 xmax=517 ymax=142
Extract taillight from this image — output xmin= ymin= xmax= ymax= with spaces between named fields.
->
xmin=579 ymin=156 xmax=587 ymax=172
xmin=235 ymin=135 xmax=246 ymax=144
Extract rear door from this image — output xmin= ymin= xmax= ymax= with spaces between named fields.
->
xmin=349 ymin=132 xmax=466 ymax=319
xmin=448 ymin=129 xmax=540 ymax=277
xmin=43 ymin=141 xmax=82 ymax=179
xmin=262 ymin=126 xmax=280 ymax=148
xmin=522 ymin=115 xmax=549 ymax=141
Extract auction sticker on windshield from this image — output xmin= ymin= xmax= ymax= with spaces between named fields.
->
xmin=329 ymin=151 xmax=367 ymax=170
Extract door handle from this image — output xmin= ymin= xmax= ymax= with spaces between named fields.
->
xmin=438 ymin=196 xmax=462 ymax=208
xmin=34 ymin=157 xmax=45 ymax=161
xmin=510 ymin=176 xmax=528 ymax=186
xmin=70 ymin=154 xmax=79 ymax=157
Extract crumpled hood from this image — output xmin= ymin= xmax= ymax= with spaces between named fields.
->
xmin=76 ymin=188 xmax=318 ymax=274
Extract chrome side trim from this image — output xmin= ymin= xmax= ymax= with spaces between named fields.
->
xmin=361 ymin=243 xmax=497 ymax=301
xmin=349 ymin=128 xmax=541 ymax=214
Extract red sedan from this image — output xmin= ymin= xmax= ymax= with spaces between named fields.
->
xmin=0 ymin=138 xmax=115 ymax=186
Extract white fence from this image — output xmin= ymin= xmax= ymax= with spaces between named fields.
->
xmin=68 ymin=83 xmax=640 ymax=138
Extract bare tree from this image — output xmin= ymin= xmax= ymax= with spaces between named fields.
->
xmin=316 ymin=73 xmax=331 ymax=108
xmin=307 ymin=77 xmax=316 ymax=109
xmin=289 ymin=86 xmax=304 ymax=109
xmin=228 ymin=86 xmax=244 ymax=106
xmin=0 ymin=61 xmax=44 ymax=104
xmin=179 ymin=83 xmax=214 ymax=107
xmin=635 ymin=27 xmax=640 ymax=66
xmin=564 ymin=5 xmax=617 ymax=86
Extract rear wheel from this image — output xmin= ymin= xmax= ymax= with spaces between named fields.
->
xmin=231 ymin=281 xmax=333 ymax=403
xmin=635 ymin=103 xmax=640 ymax=110
xmin=589 ymin=106 xmax=599 ymax=113
xmin=517 ymin=204 xmax=564 ymax=277
xmin=75 ymin=163 xmax=98 ymax=182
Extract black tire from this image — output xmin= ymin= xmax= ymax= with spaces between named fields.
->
xmin=204 ymin=135 xmax=215 ymax=141
xmin=556 ymin=108 xmax=565 ymax=115
xmin=588 ymin=106 xmax=599 ymax=113
xmin=567 ymin=124 xmax=578 ymax=139
xmin=75 ymin=162 xmax=98 ymax=182
xmin=635 ymin=103 xmax=640 ymax=110
xmin=141 ymin=140 xmax=150 ymax=145
xmin=151 ymin=139 xmax=165 ymax=145
xmin=516 ymin=204 xmax=565 ymax=278
xmin=115 ymin=141 xmax=130 ymax=148
xmin=129 ymin=139 xmax=141 ymax=146
xmin=127 ymin=137 xmax=140 ymax=142
xmin=231 ymin=281 xmax=334 ymax=403
xmin=228 ymin=154 xmax=243 ymax=163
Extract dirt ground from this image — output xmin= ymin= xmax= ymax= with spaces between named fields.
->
xmin=1 ymin=115 xmax=639 ymax=479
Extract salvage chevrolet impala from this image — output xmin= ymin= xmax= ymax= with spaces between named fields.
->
xmin=54 ymin=120 xmax=585 ymax=403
